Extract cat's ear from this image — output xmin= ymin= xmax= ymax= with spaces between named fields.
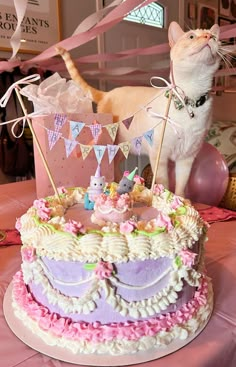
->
xmin=168 ymin=22 xmax=184 ymax=48
xmin=210 ymin=24 xmax=220 ymax=40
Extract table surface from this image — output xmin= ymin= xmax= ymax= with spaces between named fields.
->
xmin=0 ymin=180 xmax=236 ymax=367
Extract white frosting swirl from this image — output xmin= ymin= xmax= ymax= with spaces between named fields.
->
xmin=17 ymin=187 xmax=207 ymax=262
xmin=12 ymin=277 xmax=213 ymax=356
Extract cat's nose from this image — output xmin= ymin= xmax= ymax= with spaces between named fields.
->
xmin=203 ymin=33 xmax=212 ymax=40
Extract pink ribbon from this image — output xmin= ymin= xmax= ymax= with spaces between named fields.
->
xmin=72 ymin=0 xmax=123 ymax=36
xmin=21 ymin=0 xmax=155 ymax=67
xmin=0 ymin=2 xmax=236 ymax=82
xmin=220 ymin=23 xmax=236 ymax=39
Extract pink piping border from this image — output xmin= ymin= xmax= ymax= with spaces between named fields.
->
xmin=12 ymin=271 xmax=209 ymax=343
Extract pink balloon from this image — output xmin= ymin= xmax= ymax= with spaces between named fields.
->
xmin=169 ymin=142 xmax=229 ymax=206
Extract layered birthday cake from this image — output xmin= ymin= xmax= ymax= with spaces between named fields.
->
xmin=12 ymin=170 xmax=212 ymax=356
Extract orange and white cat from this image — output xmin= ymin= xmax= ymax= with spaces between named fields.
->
xmin=57 ymin=21 xmax=222 ymax=197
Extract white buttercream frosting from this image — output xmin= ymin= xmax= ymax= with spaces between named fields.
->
xmin=17 ymin=187 xmax=207 ymax=262
xmin=12 ymin=275 xmax=213 ymax=356
xmin=22 ymin=256 xmax=200 ymax=318
xmin=13 ymin=184 xmax=211 ymax=357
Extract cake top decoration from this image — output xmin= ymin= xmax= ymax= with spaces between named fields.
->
xmin=94 ymin=164 xmax=101 ymax=178
xmin=117 ymin=167 xmax=138 ymax=195
xmin=84 ymin=165 xmax=106 ymax=210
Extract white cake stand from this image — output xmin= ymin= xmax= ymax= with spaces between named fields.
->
xmin=3 ymin=281 xmax=212 ymax=366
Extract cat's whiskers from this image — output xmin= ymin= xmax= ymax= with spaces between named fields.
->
xmin=219 ymin=45 xmax=236 ymax=57
xmin=218 ymin=48 xmax=235 ymax=70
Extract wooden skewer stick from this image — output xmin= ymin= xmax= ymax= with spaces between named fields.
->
xmin=151 ymin=89 xmax=173 ymax=192
xmin=15 ymin=88 xmax=61 ymax=202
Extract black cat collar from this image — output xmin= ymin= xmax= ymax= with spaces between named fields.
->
xmin=165 ymin=90 xmax=209 ymax=115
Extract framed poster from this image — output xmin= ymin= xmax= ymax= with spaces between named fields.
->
xmin=198 ymin=3 xmax=218 ymax=29
xmin=219 ymin=0 xmax=236 ymax=20
xmin=0 ymin=0 xmax=61 ymax=54
xmin=219 ymin=0 xmax=231 ymax=17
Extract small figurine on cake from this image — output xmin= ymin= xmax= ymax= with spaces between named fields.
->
xmin=90 ymin=167 xmax=138 ymax=226
xmin=84 ymin=165 xmax=105 ymax=210
xmin=116 ymin=167 xmax=138 ymax=194
xmin=91 ymin=191 xmax=134 ymax=226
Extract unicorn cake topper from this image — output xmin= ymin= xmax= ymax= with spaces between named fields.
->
xmin=116 ymin=167 xmax=138 ymax=195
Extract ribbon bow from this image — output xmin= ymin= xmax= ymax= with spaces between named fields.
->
xmin=139 ymin=76 xmax=185 ymax=137
xmin=150 ymin=76 xmax=194 ymax=118
xmin=145 ymin=106 xmax=182 ymax=137
xmin=0 ymin=74 xmax=41 ymax=108
xmin=0 ymin=74 xmax=43 ymax=138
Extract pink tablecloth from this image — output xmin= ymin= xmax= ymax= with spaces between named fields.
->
xmin=0 ymin=180 xmax=236 ymax=367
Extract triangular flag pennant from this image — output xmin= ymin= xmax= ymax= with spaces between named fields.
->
xmin=47 ymin=129 xmax=62 ymax=150
xmin=64 ymin=138 xmax=78 ymax=158
xmin=54 ymin=114 xmax=67 ymax=131
xmin=89 ymin=123 xmax=102 ymax=143
xmin=79 ymin=144 xmax=93 ymax=160
xmin=143 ymin=129 xmax=154 ymax=147
xmin=93 ymin=145 xmax=106 ymax=165
xmin=104 ymin=123 xmax=119 ymax=142
xmin=132 ymin=136 xmax=143 ymax=155
xmin=122 ymin=116 xmax=133 ymax=130
xmin=69 ymin=121 xmax=85 ymax=139
xmin=119 ymin=141 xmax=131 ymax=159
xmin=107 ymin=144 xmax=119 ymax=164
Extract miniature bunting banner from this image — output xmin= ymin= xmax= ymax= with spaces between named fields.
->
xmin=89 ymin=122 xmax=102 ymax=143
xmin=54 ymin=114 xmax=67 ymax=131
xmin=69 ymin=121 xmax=85 ymax=139
xmin=64 ymin=138 xmax=78 ymax=158
xmin=80 ymin=144 xmax=93 ymax=160
xmin=47 ymin=129 xmax=62 ymax=150
xmin=143 ymin=129 xmax=154 ymax=147
xmin=122 ymin=116 xmax=134 ymax=130
xmin=93 ymin=145 xmax=107 ymax=165
xmin=132 ymin=136 xmax=143 ymax=155
xmin=119 ymin=141 xmax=131 ymax=159
xmin=104 ymin=123 xmax=119 ymax=142
xmin=107 ymin=144 xmax=119 ymax=164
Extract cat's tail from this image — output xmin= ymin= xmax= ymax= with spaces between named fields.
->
xmin=56 ymin=47 xmax=105 ymax=104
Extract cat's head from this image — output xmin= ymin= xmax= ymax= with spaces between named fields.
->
xmin=168 ymin=22 xmax=220 ymax=70
xmin=116 ymin=176 xmax=135 ymax=195
xmin=90 ymin=176 xmax=105 ymax=190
